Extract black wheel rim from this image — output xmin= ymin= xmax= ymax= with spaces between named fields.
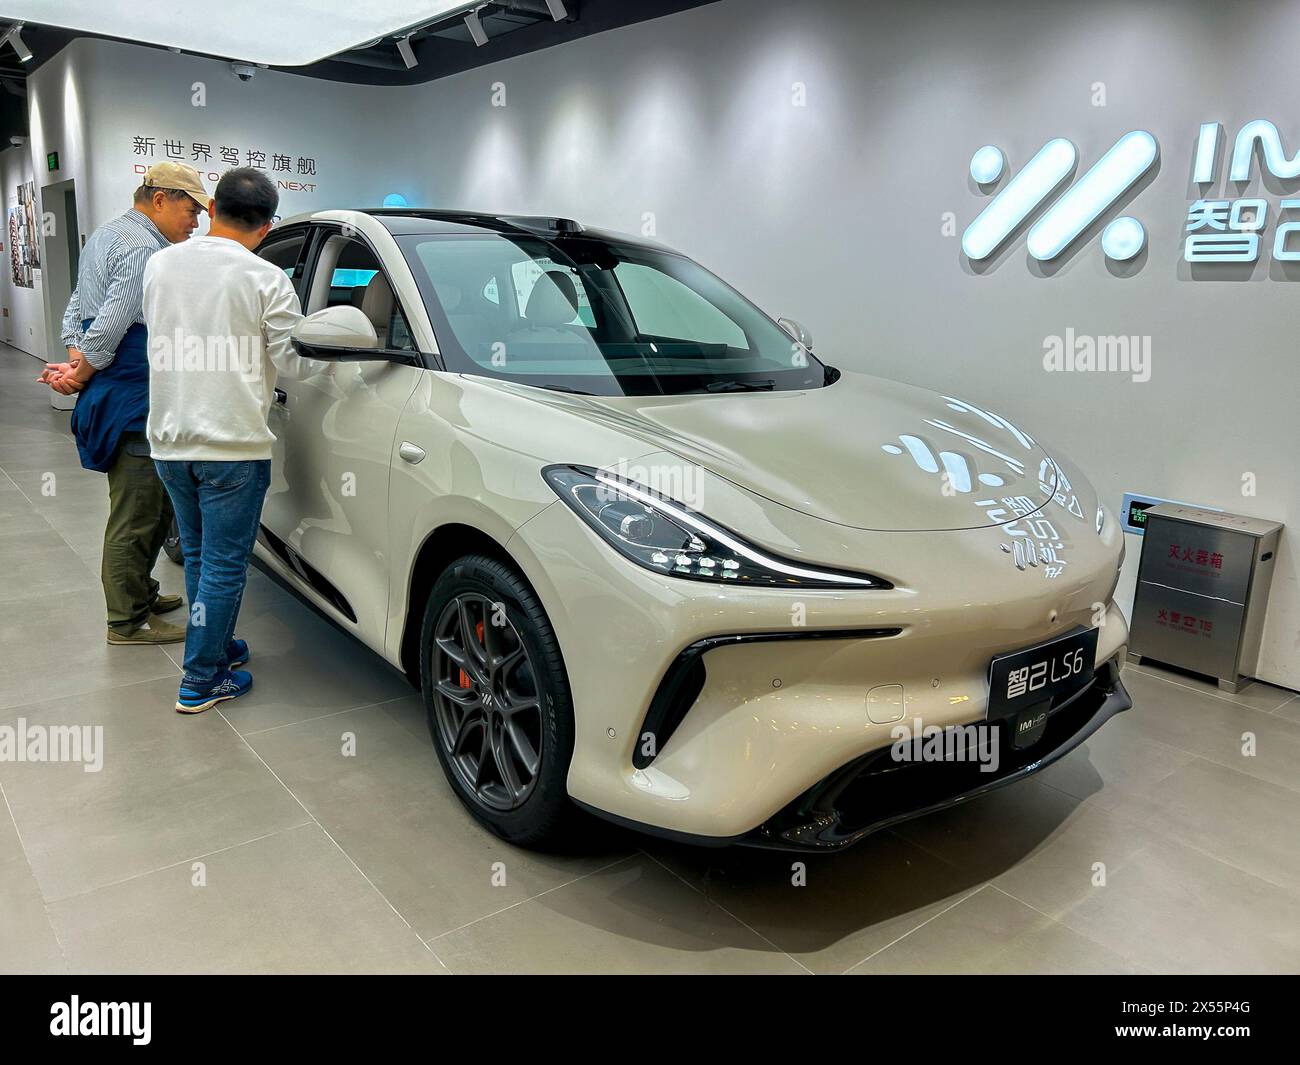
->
xmin=431 ymin=593 xmax=542 ymax=812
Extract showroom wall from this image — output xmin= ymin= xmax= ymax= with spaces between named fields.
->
xmin=26 ymin=37 xmax=410 ymax=363
xmin=0 ymin=145 xmax=46 ymax=356
xmin=393 ymin=0 xmax=1299 ymax=688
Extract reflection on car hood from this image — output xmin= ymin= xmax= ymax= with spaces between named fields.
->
xmin=478 ymin=371 xmax=1061 ymax=531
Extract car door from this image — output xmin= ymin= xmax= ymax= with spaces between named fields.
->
xmin=259 ymin=221 xmax=425 ymax=657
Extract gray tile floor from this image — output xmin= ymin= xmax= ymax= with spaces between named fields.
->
xmin=1 ymin=344 xmax=1298 ymax=974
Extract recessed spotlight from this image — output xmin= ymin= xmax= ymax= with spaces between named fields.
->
xmin=544 ymin=0 xmax=569 ymax=19
xmin=396 ymin=35 xmax=417 ymax=68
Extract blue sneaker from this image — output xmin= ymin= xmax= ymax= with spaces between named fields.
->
xmin=227 ymin=639 xmax=250 ymax=668
xmin=175 ymin=669 xmax=253 ymax=714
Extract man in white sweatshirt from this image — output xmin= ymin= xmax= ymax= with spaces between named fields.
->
xmin=143 ymin=167 xmax=325 ymax=713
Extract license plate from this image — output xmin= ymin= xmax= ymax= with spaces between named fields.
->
xmin=987 ymin=627 xmax=1098 ymax=743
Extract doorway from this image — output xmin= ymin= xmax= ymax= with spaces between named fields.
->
xmin=38 ymin=177 xmax=79 ymax=410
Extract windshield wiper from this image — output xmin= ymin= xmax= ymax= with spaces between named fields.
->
xmin=537 ymin=384 xmax=597 ymax=396
xmin=703 ymin=379 xmax=776 ymax=393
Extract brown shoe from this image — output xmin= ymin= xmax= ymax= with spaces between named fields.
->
xmin=150 ymin=593 xmax=184 ymax=615
xmin=107 ymin=617 xmax=186 ymax=645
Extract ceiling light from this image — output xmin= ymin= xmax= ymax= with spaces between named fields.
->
xmin=0 ymin=2 xmax=476 ymax=67
xmin=3 ymin=23 xmax=32 ymax=63
xmin=464 ymin=8 xmax=489 ymax=47
xmin=544 ymin=0 xmax=568 ymax=19
xmin=396 ymin=35 xmax=417 ymax=68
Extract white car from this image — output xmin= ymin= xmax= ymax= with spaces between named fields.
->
xmin=251 ymin=208 xmax=1131 ymax=850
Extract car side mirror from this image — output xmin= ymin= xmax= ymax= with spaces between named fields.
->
xmin=290 ymin=306 xmax=418 ymax=365
xmin=777 ymin=317 xmax=813 ymax=352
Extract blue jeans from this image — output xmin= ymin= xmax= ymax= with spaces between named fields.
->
xmin=154 ymin=460 xmax=271 ymax=686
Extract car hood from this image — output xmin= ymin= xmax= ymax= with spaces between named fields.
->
xmin=549 ymin=371 xmax=1062 ymax=531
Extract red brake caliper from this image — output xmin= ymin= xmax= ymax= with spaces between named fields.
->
xmin=458 ymin=620 xmax=486 ymax=689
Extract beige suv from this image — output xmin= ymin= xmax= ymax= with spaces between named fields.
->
xmin=252 ymin=208 xmax=1131 ymax=850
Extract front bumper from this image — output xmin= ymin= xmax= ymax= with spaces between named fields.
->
xmin=507 ymin=486 xmax=1129 ymax=842
xmin=745 ymin=659 xmax=1132 ymax=851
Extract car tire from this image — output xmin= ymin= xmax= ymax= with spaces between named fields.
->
xmin=419 ymin=553 xmax=577 ymax=847
xmin=163 ymin=516 xmax=184 ymax=565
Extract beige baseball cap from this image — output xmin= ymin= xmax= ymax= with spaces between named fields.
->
xmin=142 ymin=161 xmax=212 ymax=211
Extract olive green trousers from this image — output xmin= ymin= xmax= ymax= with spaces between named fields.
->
xmin=102 ymin=432 xmax=173 ymax=634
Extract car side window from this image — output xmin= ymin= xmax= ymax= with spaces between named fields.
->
xmin=256 ymin=231 xmax=309 ymax=297
xmin=317 ymin=236 xmax=416 ymax=352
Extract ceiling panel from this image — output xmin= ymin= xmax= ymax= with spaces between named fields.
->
xmin=0 ymin=1 xmax=475 ymax=65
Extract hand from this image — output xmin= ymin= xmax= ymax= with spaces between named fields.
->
xmin=49 ymin=370 xmax=85 ymax=395
xmin=39 ymin=361 xmax=73 ymax=384
xmin=40 ymin=347 xmax=83 ymax=385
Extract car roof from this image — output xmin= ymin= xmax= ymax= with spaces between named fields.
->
xmin=360 ymin=208 xmax=675 ymax=252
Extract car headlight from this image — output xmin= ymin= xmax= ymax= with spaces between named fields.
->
xmin=543 ymin=465 xmax=890 ymax=589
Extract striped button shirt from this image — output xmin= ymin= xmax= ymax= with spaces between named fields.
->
xmin=60 ymin=209 xmax=171 ymax=370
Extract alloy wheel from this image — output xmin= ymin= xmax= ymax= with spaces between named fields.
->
xmin=431 ymin=593 xmax=543 ymax=811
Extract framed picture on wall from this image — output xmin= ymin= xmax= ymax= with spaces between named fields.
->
xmin=7 ymin=206 xmax=27 ymax=288
xmin=8 ymin=182 xmax=38 ymax=286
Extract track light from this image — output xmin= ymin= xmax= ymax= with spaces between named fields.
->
xmin=544 ymin=0 xmax=568 ymax=19
xmin=396 ymin=35 xmax=417 ymax=68
xmin=464 ymin=8 xmax=489 ymax=47
xmin=3 ymin=23 xmax=32 ymax=63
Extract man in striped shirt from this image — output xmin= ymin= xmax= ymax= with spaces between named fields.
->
xmin=39 ymin=162 xmax=209 ymax=644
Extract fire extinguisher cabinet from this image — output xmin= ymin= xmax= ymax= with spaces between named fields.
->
xmin=1127 ymin=503 xmax=1283 ymax=693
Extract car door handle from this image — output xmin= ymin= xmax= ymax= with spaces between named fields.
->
xmin=398 ymin=441 xmax=426 ymax=464
xmin=273 ymin=388 xmax=288 ymax=407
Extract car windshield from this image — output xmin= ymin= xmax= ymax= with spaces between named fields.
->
xmin=397 ymin=230 xmax=827 ymax=396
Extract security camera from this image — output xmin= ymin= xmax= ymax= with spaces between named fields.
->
xmin=231 ymin=62 xmax=256 ymax=82
xmin=9 ymin=135 xmax=26 ymax=147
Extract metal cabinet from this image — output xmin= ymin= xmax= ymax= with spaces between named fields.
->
xmin=1128 ymin=504 xmax=1283 ymax=693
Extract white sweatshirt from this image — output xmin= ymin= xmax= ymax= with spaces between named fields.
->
xmin=143 ymin=235 xmax=326 ymax=462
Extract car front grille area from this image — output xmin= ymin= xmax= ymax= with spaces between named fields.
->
xmin=633 ymin=628 xmax=905 ymax=770
xmin=746 ymin=658 xmax=1132 ymax=852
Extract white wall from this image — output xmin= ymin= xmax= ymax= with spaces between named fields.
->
xmin=26 ymin=37 xmax=412 ymax=362
xmin=391 ymin=0 xmax=1298 ymax=688
xmin=27 ymin=39 xmax=90 ymax=363
xmin=0 ymin=145 xmax=47 ymax=356
xmin=66 ymin=39 xmax=411 ymax=231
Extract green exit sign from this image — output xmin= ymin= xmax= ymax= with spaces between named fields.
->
xmin=46 ymin=151 xmax=59 ymax=172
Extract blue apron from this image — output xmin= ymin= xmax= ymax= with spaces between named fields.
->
xmin=69 ymin=321 xmax=149 ymax=473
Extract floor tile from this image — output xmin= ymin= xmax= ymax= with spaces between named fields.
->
xmin=0 ymin=588 xmax=179 ymax=712
xmin=849 ymin=885 xmax=1136 ymax=974
xmin=0 ymin=791 xmax=66 ymax=974
xmin=1057 ymin=838 xmax=1300 ymax=973
xmin=993 ymin=803 xmax=1159 ymax=919
xmin=245 ymin=700 xmax=636 ymax=939
xmin=890 ymin=778 xmax=1089 ymax=880
xmin=1104 ymin=757 xmax=1300 ymax=893
xmin=1128 ymin=661 xmax=1298 ymax=715
xmin=0 ymin=538 xmax=99 ymax=605
xmin=1035 ymin=702 xmax=1198 ymax=809
xmin=1116 ymin=669 xmax=1300 ymax=795
xmin=645 ymin=829 xmax=981 ymax=973
xmin=0 ymin=676 xmax=309 ymax=901
xmin=430 ymin=854 xmax=807 ymax=974
xmin=211 ymin=583 xmax=414 ymax=733
xmin=47 ymin=823 xmax=444 ymax=973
